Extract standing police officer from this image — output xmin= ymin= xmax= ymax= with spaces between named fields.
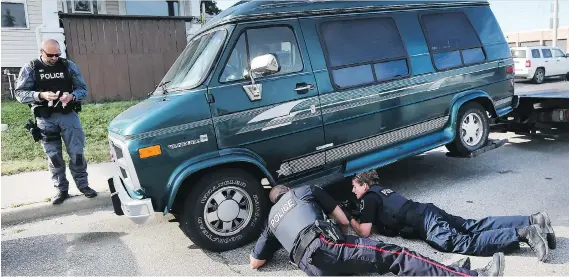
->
xmin=249 ymin=184 xmax=505 ymax=276
xmin=348 ymin=170 xmax=555 ymax=262
xmin=15 ymin=39 xmax=98 ymax=204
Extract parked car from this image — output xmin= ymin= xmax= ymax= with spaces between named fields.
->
xmin=511 ymin=46 xmax=569 ymax=84
xmin=106 ymin=0 xmax=517 ymax=252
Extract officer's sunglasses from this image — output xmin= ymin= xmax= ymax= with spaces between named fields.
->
xmin=42 ymin=49 xmax=61 ymax=58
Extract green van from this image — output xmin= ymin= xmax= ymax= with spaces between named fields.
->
xmin=107 ymin=0 xmax=517 ymax=252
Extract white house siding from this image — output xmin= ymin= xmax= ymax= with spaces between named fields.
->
xmin=1 ymin=0 xmax=43 ymax=68
xmin=105 ymin=0 xmax=120 ymax=15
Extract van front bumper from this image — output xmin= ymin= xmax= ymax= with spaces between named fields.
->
xmin=108 ymin=175 xmax=154 ymax=224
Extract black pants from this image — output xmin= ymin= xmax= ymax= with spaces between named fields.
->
xmin=419 ymin=204 xmax=530 ymax=256
xmin=298 ymin=234 xmax=478 ymax=276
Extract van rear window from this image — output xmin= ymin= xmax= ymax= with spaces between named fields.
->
xmin=511 ymin=50 xmax=527 ymax=58
xmin=420 ymin=12 xmax=486 ymax=70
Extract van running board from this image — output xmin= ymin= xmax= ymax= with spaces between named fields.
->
xmin=282 ymin=167 xmax=346 ymax=189
xmin=446 ymin=139 xmax=508 ymax=158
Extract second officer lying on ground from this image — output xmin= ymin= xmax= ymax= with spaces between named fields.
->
xmin=347 ymin=170 xmax=555 ymax=262
xmin=249 ymin=184 xmax=505 ymax=276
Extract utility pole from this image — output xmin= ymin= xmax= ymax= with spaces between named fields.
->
xmin=553 ymin=0 xmax=559 ymax=47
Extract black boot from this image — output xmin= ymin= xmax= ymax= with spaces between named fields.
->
xmin=52 ymin=191 xmax=69 ymax=205
xmin=448 ymin=257 xmax=471 ymax=270
xmin=79 ymin=186 xmax=98 ymax=198
xmin=530 ymin=212 xmax=556 ymax=249
xmin=517 ymin=225 xmax=549 ymax=262
xmin=474 ymin=252 xmax=504 ymax=276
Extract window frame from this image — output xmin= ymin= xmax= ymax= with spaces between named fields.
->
xmin=1 ymin=0 xmax=30 ymax=30
xmin=418 ymin=11 xmax=487 ymax=72
xmin=71 ymin=0 xmax=94 ymax=14
xmin=217 ymin=24 xmax=305 ymax=84
xmin=317 ymin=15 xmax=412 ymax=91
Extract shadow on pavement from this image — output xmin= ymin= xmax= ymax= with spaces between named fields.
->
xmin=1 ymin=232 xmax=140 ymax=276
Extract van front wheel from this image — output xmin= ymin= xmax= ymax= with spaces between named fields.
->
xmin=446 ymin=102 xmax=489 ymax=156
xmin=179 ymin=168 xmax=267 ymax=252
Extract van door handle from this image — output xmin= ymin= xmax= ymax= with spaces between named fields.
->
xmin=294 ymin=83 xmax=315 ymax=94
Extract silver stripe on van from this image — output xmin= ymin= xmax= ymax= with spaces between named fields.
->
xmin=276 ymin=116 xmax=449 ymax=177
xmin=325 ymin=116 xmax=449 ymax=163
xmin=125 ymin=119 xmax=212 ymax=141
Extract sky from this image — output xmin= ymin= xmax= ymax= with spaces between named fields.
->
xmin=212 ymin=0 xmax=569 ymax=34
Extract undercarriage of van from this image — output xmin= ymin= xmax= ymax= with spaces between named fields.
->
xmin=491 ymin=91 xmax=569 ymax=140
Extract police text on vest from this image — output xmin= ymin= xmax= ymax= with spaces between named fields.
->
xmin=40 ymin=72 xmax=65 ymax=80
xmin=270 ymin=198 xmax=296 ymax=229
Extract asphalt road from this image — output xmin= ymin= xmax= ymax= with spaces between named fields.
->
xmin=2 ymin=80 xmax=569 ymax=276
xmin=514 ymin=77 xmax=568 ymax=95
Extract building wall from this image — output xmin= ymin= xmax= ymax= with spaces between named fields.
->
xmin=1 ymin=0 xmax=43 ymax=68
xmin=506 ymin=27 xmax=569 ymax=53
xmin=105 ymin=0 xmax=120 ymax=15
xmin=1 ymin=0 xmax=43 ymax=98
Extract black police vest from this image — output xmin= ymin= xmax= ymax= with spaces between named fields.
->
xmin=365 ymin=185 xmax=410 ymax=230
xmin=268 ymin=186 xmax=324 ymax=253
xmin=32 ymin=58 xmax=73 ymax=113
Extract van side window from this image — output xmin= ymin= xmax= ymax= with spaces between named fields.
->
xmin=320 ymin=17 xmax=409 ymax=89
xmin=542 ymin=49 xmax=552 ymax=58
xmin=420 ymin=12 xmax=485 ymax=70
xmin=531 ymin=49 xmax=541 ymax=58
xmin=220 ymin=26 xmax=302 ymax=83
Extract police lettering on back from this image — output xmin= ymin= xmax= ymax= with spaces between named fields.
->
xmin=270 ymin=198 xmax=296 ymax=229
xmin=40 ymin=72 xmax=65 ymax=80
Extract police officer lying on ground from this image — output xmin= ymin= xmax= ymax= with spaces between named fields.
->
xmin=15 ymin=39 xmax=98 ymax=204
xmin=347 ymin=170 xmax=555 ymax=262
xmin=249 ymin=184 xmax=505 ymax=276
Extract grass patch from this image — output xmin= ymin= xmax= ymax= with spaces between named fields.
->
xmin=1 ymin=100 xmax=138 ymax=175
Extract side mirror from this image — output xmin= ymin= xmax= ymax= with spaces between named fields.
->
xmin=250 ymin=54 xmax=279 ymax=78
xmin=242 ymin=54 xmax=279 ymax=102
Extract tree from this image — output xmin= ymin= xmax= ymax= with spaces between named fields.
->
xmin=202 ymin=0 xmax=221 ymax=15
xmin=2 ymin=9 xmax=16 ymax=27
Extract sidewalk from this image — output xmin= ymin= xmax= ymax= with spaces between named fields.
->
xmin=1 ymin=162 xmax=115 ymax=225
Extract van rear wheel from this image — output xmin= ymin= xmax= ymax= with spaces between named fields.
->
xmin=179 ymin=168 xmax=267 ymax=252
xmin=446 ymin=102 xmax=489 ymax=156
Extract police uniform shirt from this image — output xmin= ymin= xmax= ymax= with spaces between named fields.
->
xmin=359 ymin=192 xmax=382 ymax=225
xmin=251 ymin=185 xmax=338 ymax=260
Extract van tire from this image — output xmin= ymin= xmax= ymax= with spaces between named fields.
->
xmin=179 ymin=168 xmax=267 ymax=252
xmin=533 ymin=68 xmax=545 ymax=84
xmin=446 ymin=102 xmax=489 ymax=156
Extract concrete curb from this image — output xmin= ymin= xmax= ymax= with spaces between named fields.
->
xmin=1 ymin=192 xmax=112 ymax=226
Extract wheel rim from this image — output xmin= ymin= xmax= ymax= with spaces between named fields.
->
xmin=536 ymin=70 xmax=544 ymax=83
xmin=203 ymin=186 xmax=253 ymax=237
xmin=461 ymin=112 xmax=484 ymax=146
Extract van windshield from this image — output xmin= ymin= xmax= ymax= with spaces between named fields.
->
xmin=511 ymin=50 xmax=527 ymax=58
xmin=154 ymin=29 xmax=226 ymax=94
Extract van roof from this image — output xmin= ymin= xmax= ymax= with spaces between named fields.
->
xmin=196 ymin=0 xmax=489 ymax=37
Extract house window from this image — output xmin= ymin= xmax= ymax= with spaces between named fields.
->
xmin=1 ymin=1 xmax=28 ymax=28
xmin=65 ymin=0 xmax=99 ymax=14
xmin=125 ymin=0 xmax=180 ymax=16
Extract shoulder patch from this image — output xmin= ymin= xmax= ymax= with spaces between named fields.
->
xmin=380 ymin=188 xmax=394 ymax=196
xmin=270 ymin=197 xmax=297 ymax=230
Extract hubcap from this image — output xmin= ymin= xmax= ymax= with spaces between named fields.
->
xmin=461 ymin=112 xmax=484 ymax=146
xmin=203 ymin=186 xmax=253 ymax=237
xmin=536 ymin=71 xmax=544 ymax=82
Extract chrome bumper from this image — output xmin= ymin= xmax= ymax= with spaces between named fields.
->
xmin=108 ymin=175 xmax=154 ymax=225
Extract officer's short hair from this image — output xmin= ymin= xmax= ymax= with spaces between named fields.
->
xmin=269 ymin=185 xmax=290 ymax=204
xmin=354 ymin=170 xmax=380 ymax=186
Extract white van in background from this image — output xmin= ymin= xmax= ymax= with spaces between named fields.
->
xmin=511 ymin=46 xmax=569 ymax=84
